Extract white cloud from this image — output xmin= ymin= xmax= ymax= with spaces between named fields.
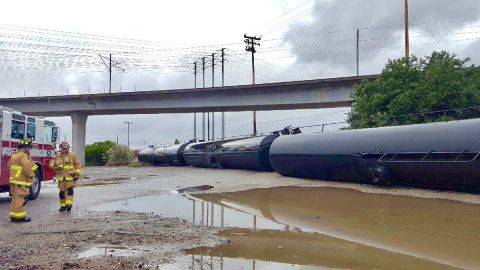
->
xmin=3 ymin=0 xmax=480 ymax=149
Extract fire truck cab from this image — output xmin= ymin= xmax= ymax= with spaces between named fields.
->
xmin=0 ymin=106 xmax=59 ymax=200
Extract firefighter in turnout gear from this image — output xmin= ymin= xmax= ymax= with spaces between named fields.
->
xmin=8 ymin=139 xmax=37 ymax=223
xmin=49 ymin=141 xmax=81 ymax=212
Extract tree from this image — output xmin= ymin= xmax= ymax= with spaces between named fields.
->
xmin=174 ymin=139 xmax=180 ymax=145
xmin=85 ymin=140 xmax=116 ymax=166
xmin=348 ymin=51 xmax=480 ymax=129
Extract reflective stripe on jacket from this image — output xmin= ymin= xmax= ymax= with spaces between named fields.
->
xmin=8 ymin=151 xmax=37 ymax=187
xmin=49 ymin=152 xmax=82 ymax=181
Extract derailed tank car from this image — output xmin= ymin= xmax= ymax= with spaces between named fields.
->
xmin=155 ymin=142 xmax=190 ymax=166
xmin=149 ymin=147 xmax=169 ymax=165
xmin=269 ymin=119 xmax=480 ymax=192
xmin=138 ymin=146 xmax=155 ymax=164
xmin=215 ymin=134 xmax=282 ymax=171
xmin=183 ymin=140 xmax=229 ymax=168
xmin=139 ymin=142 xmax=191 ymax=166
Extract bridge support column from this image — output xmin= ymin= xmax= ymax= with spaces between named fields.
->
xmin=71 ymin=112 xmax=88 ymax=165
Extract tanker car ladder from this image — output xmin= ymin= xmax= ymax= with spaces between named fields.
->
xmin=373 ymin=151 xmax=480 ymax=163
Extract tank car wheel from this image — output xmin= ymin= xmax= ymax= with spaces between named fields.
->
xmin=370 ymin=165 xmax=392 ymax=187
xmin=28 ymin=169 xmax=42 ymax=200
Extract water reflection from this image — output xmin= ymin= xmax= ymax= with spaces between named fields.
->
xmin=183 ymin=228 xmax=463 ymax=270
xmin=161 ymin=255 xmax=321 ymax=270
xmin=192 ymin=187 xmax=480 ymax=270
xmin=96 ymin=192 xmax=283 ymax=230
xmin=96 ymin=187 xmax=480 ymax=270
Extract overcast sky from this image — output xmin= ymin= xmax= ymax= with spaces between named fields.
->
xmin=1 ymin=0 xmax=479 ymax=148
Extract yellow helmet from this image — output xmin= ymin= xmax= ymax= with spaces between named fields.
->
xmin=59 ymin=141 xmax=70 ymax=149
xmin=18 ymin=139 xmax=32 ymax=148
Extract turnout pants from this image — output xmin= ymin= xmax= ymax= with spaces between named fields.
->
xmin=9 ymin=184 xmax=29 ymax=220
xmin=58 ymin=180 xmax=76 ymax=207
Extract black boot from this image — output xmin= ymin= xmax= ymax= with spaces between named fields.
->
xmin=11 ymin=217 xmax=31 ymax=223
xmin=59 ymin=206 xmax=66 ymax=212
xmin=66 ymin=206 xmax=72 ymax=212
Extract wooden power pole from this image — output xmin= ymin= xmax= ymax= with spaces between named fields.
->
xmin=244 ymin=34 xmax=261 ymax=136
xmin=405 ymin=0 xmax=410 ymax=60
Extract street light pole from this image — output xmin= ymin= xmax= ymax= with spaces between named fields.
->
xmin=124 ymin=121 xmax=133 ymax=148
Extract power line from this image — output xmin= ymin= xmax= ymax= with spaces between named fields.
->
xmin=227 ymin=110 xmax=350 ymax=129
xmin=251 ymin=0 xmax=313 ymax=34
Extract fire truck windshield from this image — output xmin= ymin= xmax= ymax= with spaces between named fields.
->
xmin=44 ymin=126 xmax=59 ymax=143
xmin=11 ymin=120 xmax=25 ymax=140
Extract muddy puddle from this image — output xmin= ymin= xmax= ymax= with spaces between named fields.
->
xmin=95 ymin=192 xmax=283 ymax=230
xmin=95 ymin=187 xmax=480 ymax=270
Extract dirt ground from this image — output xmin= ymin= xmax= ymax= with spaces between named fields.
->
xmin=0 ymin=166 xmax=479 ymax=270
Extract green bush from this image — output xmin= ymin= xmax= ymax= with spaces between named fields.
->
xmin=348 ymin=51 xmax=480 ymax=129
xmin=85 ymin=140 xmax=116 ymax=166
xmin=106 ymin=144 xmax=134 ymax=166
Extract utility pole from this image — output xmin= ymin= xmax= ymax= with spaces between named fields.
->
xmin=202 ymin=57 xmax=206 ymax=141
xmin=244 ymin=34 xmax=261 ymax=136
xmin=404 ymin=0 xmax=410 ymax=60
xmin=211 ymin=53 xmax=215 ymax=140
xmin=109 ymin=54 xmax=112 ymax=93
xmin=356 ymin=29 xmax=360 ymax=76
xmin=99 ymin=54 xmax=124 ymax=94
xmin=124 ymin=121 xmax=133 ymax=148
xmin=193 ymin=62 xmax=197 ymax=141
xmin=221 ymin=48 xmax=225 ymax=139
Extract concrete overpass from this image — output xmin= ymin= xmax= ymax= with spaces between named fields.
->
xmin=0 ymin=75 xmax=377 ymax=163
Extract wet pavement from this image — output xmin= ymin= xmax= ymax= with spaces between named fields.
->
xmin=96 ymin=186 xmax=480 ymax=270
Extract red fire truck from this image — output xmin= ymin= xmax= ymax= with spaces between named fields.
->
xmin=0 ymin=106 xmax=59 ymax=200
